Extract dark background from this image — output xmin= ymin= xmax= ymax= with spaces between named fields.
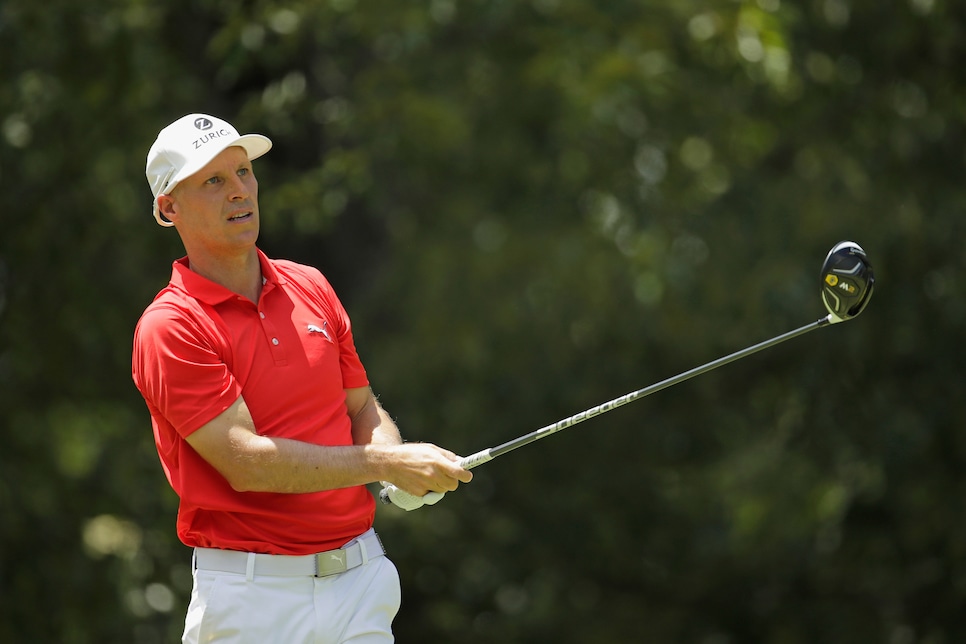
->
xmin=1 ymin=0 xmax=963 ymax=642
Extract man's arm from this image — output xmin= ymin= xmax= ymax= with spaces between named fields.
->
xmin=345 ymin=386 xmax=403 ymax=447
xmin=184 ymin=390 xmax=471 ymax=495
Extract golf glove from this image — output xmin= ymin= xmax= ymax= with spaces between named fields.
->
xmin=381 ymin=483 xmax=445 ymax=511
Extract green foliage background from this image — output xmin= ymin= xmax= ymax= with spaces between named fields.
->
xmin=1 ymin=0 xmax=963 ymax=642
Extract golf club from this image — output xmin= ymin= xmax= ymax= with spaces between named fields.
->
xmin=381 ymin=240 xmax=874 ymax=509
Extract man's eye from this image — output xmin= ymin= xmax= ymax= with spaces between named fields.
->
xmin=238 ymin=168 xmax=249 ymax=177
xmin=205 ymin=176 xmax=220 ymax=185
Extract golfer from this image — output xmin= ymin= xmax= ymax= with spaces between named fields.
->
xmin=132 ymin=113 xmax=471 ymax=643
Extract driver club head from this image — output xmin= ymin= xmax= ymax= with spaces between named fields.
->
xmin=821 ymin=241 xmax=875 ymax=323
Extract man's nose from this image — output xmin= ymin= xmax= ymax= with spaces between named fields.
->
xmin=227 ymin=174 xmax=250 ymax=199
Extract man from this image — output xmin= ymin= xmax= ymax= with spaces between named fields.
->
xmin=132 ymin=113 xmax=471 ymax=643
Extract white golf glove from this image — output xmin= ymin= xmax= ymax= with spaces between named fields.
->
xmin=380 ymin=483 xmax=445 ymax=511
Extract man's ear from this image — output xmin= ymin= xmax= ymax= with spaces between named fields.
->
xmin=157 ymin=194 xmax=178 ymax=223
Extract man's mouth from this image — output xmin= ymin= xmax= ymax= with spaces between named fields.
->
xmin=228 ymin=211 xmax=253 ymax=222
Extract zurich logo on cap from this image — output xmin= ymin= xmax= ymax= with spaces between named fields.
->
xmin=194 ymin=117 xmax=213 ymax=130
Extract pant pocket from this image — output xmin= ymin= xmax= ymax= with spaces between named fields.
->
xmin=184 ymin=571 xmax=244 ymax=644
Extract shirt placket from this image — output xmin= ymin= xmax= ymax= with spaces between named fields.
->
xmin=255 ymin=283 xmax=288 ymax=366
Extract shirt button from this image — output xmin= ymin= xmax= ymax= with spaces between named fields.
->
xmin=259 ymin=312 xmax=266 ymax=319
xmin=272 ymin=338 xmax=279 ymax=345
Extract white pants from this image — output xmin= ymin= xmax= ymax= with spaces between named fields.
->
xmin=182 ymin=550 xmax=400 ymax=643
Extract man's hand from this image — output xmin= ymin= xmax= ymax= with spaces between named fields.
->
xmin=380 ymin=483 xmax=445 ymax=511
xmin=379 ymin=442 xmax=472 ymax=498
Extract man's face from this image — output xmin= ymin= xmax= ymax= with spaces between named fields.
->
xmin=161 ymin=146 xmax=260 ymax=254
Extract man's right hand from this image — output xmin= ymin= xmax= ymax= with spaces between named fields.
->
xmin=379 ymin=442 xmax=473 ymax=499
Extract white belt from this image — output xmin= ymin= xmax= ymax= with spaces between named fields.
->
xmin=193 ymin=528 xmax=385 ymax=578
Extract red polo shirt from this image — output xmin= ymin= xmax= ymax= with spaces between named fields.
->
xmin=132 ymin=249 xmax=373 ymax=554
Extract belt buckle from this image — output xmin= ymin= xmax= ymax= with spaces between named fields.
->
xmin=315 ymin=549 xmax=348 ymax=577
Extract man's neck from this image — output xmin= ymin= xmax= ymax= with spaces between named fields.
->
xmin=187 ymin=248 xmax=263 ymax=303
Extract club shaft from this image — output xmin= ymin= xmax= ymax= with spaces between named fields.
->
xmin=457 ymin=315 xmax=832 ymax=471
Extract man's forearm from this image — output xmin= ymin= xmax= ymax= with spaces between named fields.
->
xmin=225 ymin=430 xmax=396 ymax=493
xmin=366 ymin=405 xmax=404 ymax=446
xmin=233 ymin=394 xmax=401 ymax=492
xmin=189 ymin=391 xmax=463 ymax=496
xmin=349 ymin=391 xmax=403 ymax=447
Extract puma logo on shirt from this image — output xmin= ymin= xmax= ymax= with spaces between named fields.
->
xmin=307 ymin=322 xmax=332 ymax=342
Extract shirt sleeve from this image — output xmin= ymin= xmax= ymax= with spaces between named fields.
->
xmin=132 ymin=303 xmax=243 ymax=437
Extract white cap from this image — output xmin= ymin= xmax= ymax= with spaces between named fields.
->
xmin=145 ymin=114 xmax=272 ymax=226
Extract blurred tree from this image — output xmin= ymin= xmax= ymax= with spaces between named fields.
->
xmin=1 ymin=0 xmax=963 ymax=642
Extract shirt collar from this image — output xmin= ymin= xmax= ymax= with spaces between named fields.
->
xmin=169 ymin=248 xmax=285 ymax=305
